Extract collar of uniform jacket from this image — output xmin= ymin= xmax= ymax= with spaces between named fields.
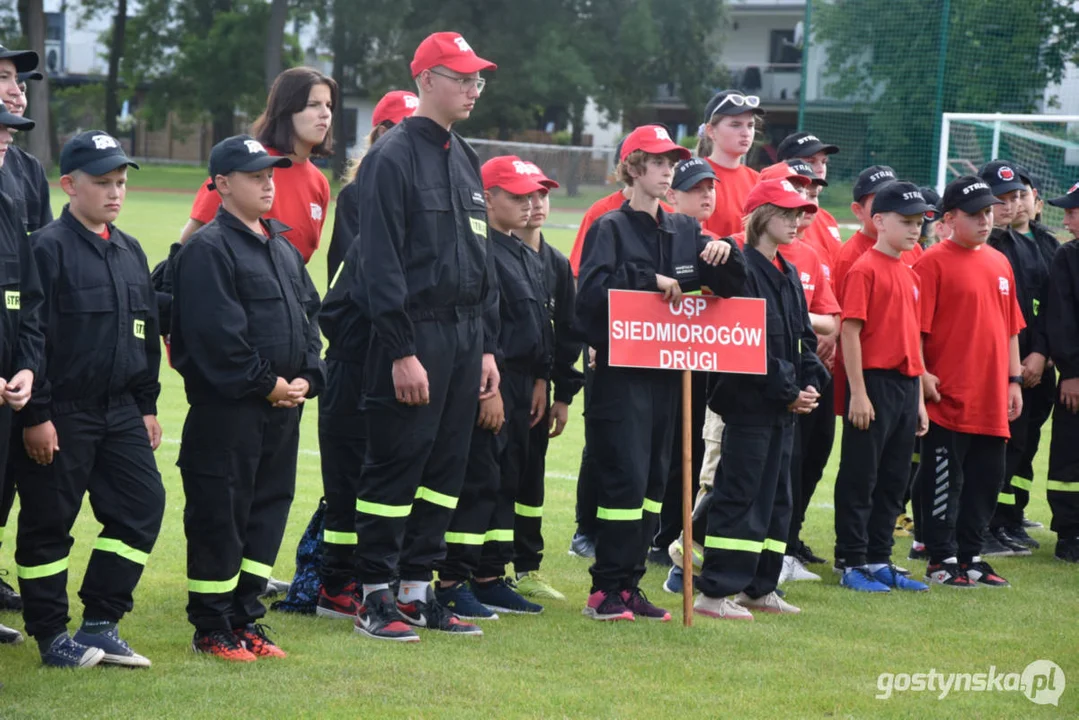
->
xmin=404 ymin=115 xmax=453 ymax=149
xmin=617 ymin=200 xmax=676 ymax=234
xmin=491 ymin=227 xmax=526 ymax=253
xmin=747 ymin=244 xmax=794 ymax=291
xmin=214 ymin=205 xmax=292 ymax=243
xmin=59 ymin=205 xmax=135 ymax=257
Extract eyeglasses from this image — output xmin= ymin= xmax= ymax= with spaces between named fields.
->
xmin=710 ymin=93 xmax=760 ymax=119
xmin=428 ymin=69 xmax=486 ymax=93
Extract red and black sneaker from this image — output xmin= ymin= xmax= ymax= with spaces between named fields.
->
xmin=192 ymin=629 xmax=257 ymax=663
xmin=398 ymin=596 xmax=483 ymax=636
xmin=924 ymin=562 xmax=977 ymax=588
xmin=316 ymin=582 xmax=361 ymax=620
xmin=355 ymin=588 xmax=420 ymax=643
xmin=235 ymin=623 xmax=287 ymax=658
xmin=962 ymin=560 xmax=1010 ymax=588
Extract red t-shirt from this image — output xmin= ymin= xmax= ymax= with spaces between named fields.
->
xmin=780 ymin=239 xmax=841 ymax=316
xmin=702 ymin=159 xmax=760 ymax=239
xmin=569 ymin=191 xmax=674 ymax=276
xmin=98 ymin=227 xmax=110 ymax=241
xmin=841 ymin=248 xmax=925 ymax=377
xmin=190 ymin=148 xmax=330 ymax=264
xmin=914 ymin=240 xmax=1025 ymax=437
xmin=803 ymin=207 xmax=843 ymax=269
xmin=833 ymin=231 xmax=923 ymax=304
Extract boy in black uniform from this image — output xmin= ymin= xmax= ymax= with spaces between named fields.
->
xmin=172 ymin=135 xmax=324 ymax=661
xmin=576 ymin=125 xmax=745 ymax=622
xmin=15 ymin=131 xmax=161 ymax=669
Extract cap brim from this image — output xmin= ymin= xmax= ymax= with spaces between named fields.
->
xmin=751 ymin=197 xmax=817 ymax=214
xmin=16 ymin=70 xmax=43 ymax=82
xmin=0 ymin=110 xmax=34 ymax=130
xmin=633 ymin=142 xmax=691 ymax=162
xmin=876 ymin=201 xmax=935 ymax=217
xmin=440 ymin=56 xmax=497 ymax=74
xmin=711 ymin=106 xmax=765 ymax=120
xmin=76 ymin=156 xmax=139 ymax=176
xmin=672 ymin=169 xmax=716 ymax=192
xmin=492 ymin=177 xmax=546 ymax=195
xmin=0 ymin=49 xmax=38 ymax=74
xmin=811 ymin=177 xmax=828 ymax=187
xmin=946 ymin=195 xmax=1003 ymax=214
xmin=1048 ymin=194 xmax=1079 ymax=209
xmin=236 ymin=155 xmax=293 ymax=173
xmin=987 ymin=179 xmax=1026 ymax=196
xmin=538 ymin=178 xmax=560 ymax=190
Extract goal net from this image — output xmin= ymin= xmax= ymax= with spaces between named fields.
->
xmin=464 ymin=138 xmax=618 ymax=197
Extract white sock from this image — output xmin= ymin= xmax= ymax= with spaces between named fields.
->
xmin=912 ymin=541 xmax=926 ymax=550
xmin=398 ymin=580 xmax=429 ymax=604
xmin=361 ymin=583 xmax=390 ymax=602
xmin=970 ymin=555 xmax=982 ymax=563
xmin=865 ymin=563 xmax=888 ymax=573
xmin=943 ymin=556 xmax=958 ymax=565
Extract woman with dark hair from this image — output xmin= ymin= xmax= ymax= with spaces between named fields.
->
xmin=179 ymin=67 xmax=337 ymax=264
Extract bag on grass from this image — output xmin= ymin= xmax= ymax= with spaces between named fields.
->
xmin=270 ymin=498 xmax=326 ymax=615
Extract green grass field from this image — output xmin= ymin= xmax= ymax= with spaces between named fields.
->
xmin=0 ymin=167 xmax=1076 ymax=719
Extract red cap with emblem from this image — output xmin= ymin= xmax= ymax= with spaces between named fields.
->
xmin=410 ymin=32 xmax=497 ymax=77
xmin=481 ymin=155 xmax=549 ymax=195
xmin=372 ymin=91 xmax=418 ymax=127
xmin=744 ymin=179 xmax=818 ymax=215
xmin=620 ymin=125 xmax=691 ymax=162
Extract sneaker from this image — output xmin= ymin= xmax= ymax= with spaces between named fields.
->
xmin=235 ymin=623 xmax=287 ymax=658
xmin=568 ymin=533 xmax=595 ymax=559
xmin=835 ymin=558 xmax=909 ymax=577
xmin=871 ymin=565 xmax=929 ymax=592
xmin=994 ymin=526 xmax=1032 ymax=556
xmin=693 ymin=594 xmax=753 ymax=620
xmin=840 ymin=567 xmax=891 ymax=593
xmin=434 ymin=581 xmax=498 ymax=620
xmin=780 ymin=555 xmax=821 ymax=583
xmin=735 ymin=591 xmax=801 ymax=614
xmin=398 ymin=595 xmax=484 ymax=635
xmin=668 ymin=537 xmax=703 ymax=571
xmin=316 ymin=583 xmax=361 ymax=620
xmin=962 ymin=560 xmax=1010 ymax=588
xmin=514 ymin=571 xmax=566 ymax=601
xmin=647 ymin=546 xmax=673 ymax=567
xmin=72 ymin=625 xmax=151 ymax=667
xmin=0 ymin=571 xmax=21 ymax=612
xmin=925 ymin=562 xmax=977 ymax=588
xmin=258 ymin=576 xmax=290 ymax=599
xmin=663 ymin=566 xmax=684 ymax=594
xmin=1002 ymin=525 xmax=1040 ymax=550
xmin=192 ymin=629 xmax=257 ymax=662
xmin=1055 ymin=536 xmax=1079 ymax=563
xmin=621 ymin=587 xmax=671 ymax=621
xmin=1022 ymin=517 xmax=1043 ymax=529
xmin=0 ymin=622 xmax=23 ymax=645
xmin=471 ymin=578 xmax=542 ymax=615
xmin=41 ymin=632 xmax=106 ymax=669
xmin=582 ymin=590 xmax=634 ymax=621
xmin=796 ymin=543 xmax=827 ymax=565
xmin=355 ymin=589 xmax=420 ymax=643
xmin=908 ymin=544 xmax=929 ymax=561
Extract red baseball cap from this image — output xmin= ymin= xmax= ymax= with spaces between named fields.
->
xmin=744 ymin=179 xmax=818 ymax=215
xmin=620 ymin=125 xmax=691 ymax=162
xmin=759 ymin=162 xmax=811 ymax=187
xmin=372 ymin=91 xmax=418 ymax=127
xmin=482 ymin=155 xmax=549 ymax=195
xmin=504 ymin=157 xmax=559 ymax=190
xmin=410 ymin=32 xmax=497 ymax=77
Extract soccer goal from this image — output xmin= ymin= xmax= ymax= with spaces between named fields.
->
xmin=465 ymin=138 xmax=617 ymax=197
xmin=937 ymin=113 xmax=1079 ymax=226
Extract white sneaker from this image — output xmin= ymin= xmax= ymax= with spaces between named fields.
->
xmin=735 ymin=591 xmax=801 ymax=614
xmin=781 ymin=555 xmax=822 ymax=583
xmin=693 ymin=594 xmax=753 ymax=621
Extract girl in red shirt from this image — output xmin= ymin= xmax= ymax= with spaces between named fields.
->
xmin=697 ymin=90 xmax=762 ymax=239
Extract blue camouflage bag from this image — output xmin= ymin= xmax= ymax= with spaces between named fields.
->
xmin=270 ymin=499 xmax=326 ymax=614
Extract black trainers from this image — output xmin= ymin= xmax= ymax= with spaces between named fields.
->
xmin=397 ymin=595 xmax=483 ymax=636
xmin=354 ymin=589 xmax=420 ymax=643
xmin=1055 ymin=536 xmax=1079 ymax=563
xmin=647 ymin=546 xmax=673 ymax=567
xmin=797 ymin=543 xmax=827 ymax=565
xmin=908 ymin=544 xmax=928 ymax=561
xmin=962 ymin=560 xmax=1010 ymax=587
xmin=1021 ymin=517 xmax=1043 ymax=529
xmin=1002 ymin=525 xmax=1039 ymax=549
xmin=0 ymin=570 xmax=21 ymax=612
xmin=925 ymin=562 xmax=977 ymax=588
xmin=981 ymin=529 xmax=1017 ymax=557
xmin=993 ymin=527 xmax=1032 ymax=556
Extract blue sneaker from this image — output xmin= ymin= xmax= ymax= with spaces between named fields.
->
xmin=471 ymin=578 xmax=543 ymax=614
xmin=73 ymin=624 xmax=151 ymax=667
xmin=872 ymin=564 xmax=929 ymax=592
xmin=840 ymin=567 xmax=891 ymax=593
xmin=40 ymin=632 xmax=106 ymax=669
xmin=663 ymin=566 xmax=683 ymax=594
xmin=434 ymin=581 xmax=499 ymax=620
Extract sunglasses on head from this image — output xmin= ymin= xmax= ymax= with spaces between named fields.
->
xmin=711 ymin=94 xmax=761 ymax=119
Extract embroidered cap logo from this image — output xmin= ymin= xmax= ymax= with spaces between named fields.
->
xmin=92 ymin=134 xmax=119 ymax=150
xmin=453 ymin=36 xmax=473 ymax=53
xmin=244 ymin=140 xmax=266 ymax=154
xmin=998 ymin=166 xmax=1015 ymax=181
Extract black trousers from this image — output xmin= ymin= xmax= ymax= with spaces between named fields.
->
xmin=0 ymin=405 xmax=13 ymax=554
xmin=354 ymin=316 xmax=482 ymax=584
xmin=992 ymin=374 xmax=1055 ymax=528
xmin=514 ymin=394 xmax=549 ymax=573
xmin=574 ymin=363 xmax=598 ymax=537
xmin=180 ymin=400 xmax=299 ymax=632
xmin=586 ymin=365 xmax=677 ymax=592
xmin=833 ymin=372 xmax=920 ymax=567
xmin=788 ymin=378 xmax=836 ymax=550
xmin=1048 ymin=396 xmax=1079 ymax=537
xmin=697 ymin=419 xmax=793 ymax=600
xmin=913 ymin=422 xmax=1005 ymax=564
xmin=15 ymin=401 xmax=164 ymax=639
xmin=653 ymin=371 xmax=707 ymax=551
xmin=318 ymin=358 xmax=367 ymax=595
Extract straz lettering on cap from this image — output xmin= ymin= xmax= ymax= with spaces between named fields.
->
xmin=680 ymin=158 xmax=705 ymax=172
xmin=869 ymin=170 xmax=895 ymax=183
xmin=92 ymin=134 xmax=119 ymax=150
xmin=244 ymin=139 xmax=267 ymax=154
xmin=780 ymin=179 xmax=797 ymax=193
xmin=902 ymin=191 xmax=925 ymax=201
xmin=797 ymin=134 xmax=820 ymax=145
xmin=404 ymin=95 xmax=419 ymax=109
xmin=962 ymin=181 xmax=990 ymax=194
xmin=789 ymin=161 xmax=811 ymax=173
xmin=512 ymin=160 xmax=542 ymax=175
xmin=654 ymin=127 xmax=672 ymax=141
xmin=453 ymin=36 xmax=473 ymax=53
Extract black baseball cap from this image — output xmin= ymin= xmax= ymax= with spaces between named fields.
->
xmin=703 ymin=90 xmax=764 ymax=123
xmin=60 ymin=130 xmax=138 ymax=175
xmin=919 ymin=186 xmax=942 ymax=221
xmin=17 ymin=70 xmax=43 ymax=83
xmin=776 ymin=132 xmax=839 ymax=161
xmin=1047 ymin=182 xmax=1079 ymax=210
xmin=0 ymin=45 xmax=38 ymax=74
xmin=1013 ymin=162 xmax=1040 ymax=192
xmin=0 ymin=100 xmax=34 ymax=131
xmin=672 ymin=157 xmax=716 ymax=192
xmin=979 ymin=160 xmax=1026 ymax=196
xmin=785 ymin=158 xmax=827 ymax=187
xmin=942 ymin=175 xmax=1003 ymax=214
xmin=870 ymin=181 xmax=935 ymax=217
xmin=207 ymin=134 xmax=292 ymax=190
xmin=852 ymin=165 xmax=897 ymax=202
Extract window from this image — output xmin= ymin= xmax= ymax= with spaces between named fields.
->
xmin=769 ymin=30 xmax=801 ymax=67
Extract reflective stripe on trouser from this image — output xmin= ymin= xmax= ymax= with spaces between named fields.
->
xmin=318 ymin=359 xmax=368 ymax=593
xmin=1048 ymin=397 xmax=1079 ymax=536
xmin=587 ymin=364 xmax=678 ymax=592
xmin=13 ymin=404 xmax=164 ymax=639
xmin=356 ymin=317 xmax=483 ymax=584
xmin=697 ymin=420 xmax=793 ymax=600
xmin=994 ymin=378 xmax=1054 ymax=527
xmin=513 ymin=406 xmax=550 ymax=574
xmin=181 ymin=401 xmax=299 ymax=632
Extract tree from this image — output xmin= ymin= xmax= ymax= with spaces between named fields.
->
xmin=265 ymin=0 xmax=289 ymax=92
xmin=78 ymin=0 xmax=129 ymax=137
xmin=19 ymin=0 xmax=50 ymax=166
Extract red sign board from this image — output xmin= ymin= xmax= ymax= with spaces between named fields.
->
xmin=607 ymin=290 xmax=767 ymax=374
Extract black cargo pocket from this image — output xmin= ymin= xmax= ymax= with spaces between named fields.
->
xmin=58 ymin=285 xmax=115 ymax=314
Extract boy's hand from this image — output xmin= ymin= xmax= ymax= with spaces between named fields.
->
xmin=1007 ymin=381 xmax=1024 ymax=422
xmin=1021 ymin=352 xmax=1046 ymax=388
xmin=2 ymin=369 xmax=31 ymax=410
xmin=530 ymin=379 xmax=547 ymax=428
xmin=587 ymin=346 xmax=597 ymax=370
xmin=1061 ymin=377 xmax=1079 ymax=413
xmin=921 ymin=372 xmax=941 ymax=403
xmin=24 ymin=421 xmax=59 ymax=465
xmin=699 ymin=240 xmax=731 ymax=266
xmin=393 ymin=355 xmax=429 ymax=406
xmin=788 ymin=386 xmax=820 ymax=415
xmin=656 ymin=274 xmax=683 ymax=304
xmin=266 ymin=376 xmax=297 ymax=407
xmin=477 ymin=393 xmax=505 ymax=432
xmin=549 ymin=400 xmax=570 ymax=438
xmin=848 ymin=391 xmax=875 ymax=430
xmin=479 ymin=353 xmax=500 ymax=401
xmin=144 ymin=415 xmax=162 ymax=450
xmin=284 ymin=377 xmax=310 ymax=406
xmin=816 ymin=333 xmax=837 ymax=369
xmin=917 ymin=398 xmax=930 ymax=437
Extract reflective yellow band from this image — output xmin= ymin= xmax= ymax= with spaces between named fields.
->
xmin=912 ymin=452 xmax=921 ymax=464
xmin=93 ymin=537 xmax=149 ymax=565
xmin=415 ymin=487 xmax=458 ymax=509
xmin=704 ymin=536 xmax=763 ymax=553
xmin=329 ymin=262 xmax=345 ymax=290
xmin=596 ymin=506 xmax=642 ymax=521
xmin=1011 ymin=476 xmax=1033 ymax=491
xmin=762 ymin=538 xmax=787 ymax=554
xmin=188 ymin=573 xmax=240 ymax=594
xmin=323 ymin=530 xmax=357 ymax=545
xmin=17 ymin=556 xmax=68 ymax=580
xmin=240 ymin=558 xmax=273 ymax=579
xmin=996 ymin=492 xmax=1016 ymax=505
xmin=1047 ymin=480 xmax=1079 ymax=492
xmin=514 ymin=502 xmax=543 ymax=518
xmin=484 ymin=529 xmax=514 ymax=543
xmin=642 ymin=498 xmax=662 ymax=514
xmin=445 ymin=531 xmax=485 ymax=546
xmin=356 ymin=498 xmax=412 ymax=518
xmin=1033 ymin=298 xmax=1041 ymax=316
